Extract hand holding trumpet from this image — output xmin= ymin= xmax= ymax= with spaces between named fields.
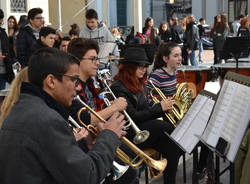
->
xmin=111 ymin=97 xmax=128 ymax=112
xmin=98 ymin=112 xmax=127 ymax=138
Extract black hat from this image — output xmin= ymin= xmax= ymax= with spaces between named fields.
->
xmin=120 ymin=47 xmax=150 ymax=65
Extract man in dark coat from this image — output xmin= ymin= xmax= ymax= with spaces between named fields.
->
xmin=0 ymin=47 xmax=126 ymax=184
xmin=16 ymin=8 xmax=43 ymax=67
xmin=0 ymin=9 xmax=14 ymax=89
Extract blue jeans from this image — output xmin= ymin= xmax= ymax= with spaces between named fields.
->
xmin=198 ymin=37 xmax=213 ymax=61
xmin=0 ymin=74 xmax=6 ymax=90
xmin=189 ymin=50 xmax=197 ymax=66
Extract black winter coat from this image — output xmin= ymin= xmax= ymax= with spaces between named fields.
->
xmin=16 ymin=25 xmax=37 ymax=67
xmin=184 ymin=22 xmax=200 ymax=50
xmin=110 ymin=80 xmax=164 ymax=125
xmin=0 ymin=27 xmax=14 ymax=83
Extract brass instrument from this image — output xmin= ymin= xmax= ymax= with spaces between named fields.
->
xmin=97 ymin=71 xmax=150 ymax=145
xmin=75 ymin=95 xmax=167 ymax=177
xmin=149 ymin=80 xmax=193 ymax=127
xmin=68 ymin=115 xmax=129 ymax=181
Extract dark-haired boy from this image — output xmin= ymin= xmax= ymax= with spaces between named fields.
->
xmin=16 ymin=7 xmax=44 ymax=67
xmin=59 ymin=36 xmax=71 ymax=52
xmin=79 ymin=9 xmax=114 ymax=43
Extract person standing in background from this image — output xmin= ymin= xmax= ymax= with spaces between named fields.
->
xmin=16 ymin=8 xmax=43 ymax=67
xmin=142 ymin=17 xmax=160 ymax=46
xmin=158 ymin=21 xmax=172 ymax=43
xmin=69 ymin=23 xmax=80 ymax=40
xmin=198 ymin=18 xmax=213 ymax=63
xmin=79 ymin=9 xmax=114 ymax=43
xmin=211 ymin=13 xmax=230 ymax=64
xmin=184 ymin=14 xmax=199 ymax=66
xmin=0 ymin=9 xmax=15 ymax=90
xmin=232 ymin=14 xmax=245 ymax=37
xmin=7 ymin=16 xmax=19 ymax=65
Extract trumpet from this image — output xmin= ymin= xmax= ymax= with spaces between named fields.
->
xmin=97 ymin=73 xmax=150 ymax=145
xmin=74 ymin=95 xmax=167 ymax=177
xmin=149 ymin=80 xmax=193 ymax=127
xmin=68 ymin=115 xmax=129 ymax=181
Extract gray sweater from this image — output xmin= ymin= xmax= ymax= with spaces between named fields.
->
xmin=79 ymin=24 xmax=115 ymax=43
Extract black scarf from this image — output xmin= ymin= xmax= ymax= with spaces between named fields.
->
xmin=20 ymin=82 xmax=69 ymax=121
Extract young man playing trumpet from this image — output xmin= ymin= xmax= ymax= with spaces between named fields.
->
xmin=67 ymin=38 xmax=139 ymax=184
xmin=67 ymin=38 xmax=127 ymax=125
xmin=0 ymin=48 xmax=126 ymax=184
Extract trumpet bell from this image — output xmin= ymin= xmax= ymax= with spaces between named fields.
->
xmin=112 ymin=161 xmax=129 ymax=180
xmin=133 ymin=130 xmax=150 ymax=145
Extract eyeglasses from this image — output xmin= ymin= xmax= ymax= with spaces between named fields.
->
xmin=34 ymin=16 xmax=44 ymax=20
xmin=138 ymin=64 xmax=149 ymax=70
xmin=81 ymin=57 xmax=99 ymax=64
xmin=55 ymin=73 xmax=80 ymax=87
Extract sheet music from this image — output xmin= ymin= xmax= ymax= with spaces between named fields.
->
xmin=170 ymin=94 xmax=215 ymax=153
xmin=201 ymin=80 xmax=250 ymax=161
xmin=98 ymin=42 xmax=117 ymax=64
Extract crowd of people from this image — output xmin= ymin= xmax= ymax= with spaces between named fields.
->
xmin=0 ymin=6 xmax=249 ymax=184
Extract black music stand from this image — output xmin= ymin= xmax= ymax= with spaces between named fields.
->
xmin=222 ymin=37 xmax=250 ymax=73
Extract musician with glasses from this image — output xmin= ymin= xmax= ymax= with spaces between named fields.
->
xmin=110 ymin=47 xmax=182 ymax=184
xmin=67 ymin=38 xmax=127 ymax=125
xmin=0 ymin=47 xmax=127 ymax=184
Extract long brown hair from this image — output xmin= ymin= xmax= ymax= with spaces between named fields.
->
xmin=114 ymin=63 xmax=147 ymax=94
xmin=215 ymin=13 xmax=230 ymax=33
xmin=0 ymin=68 xmax=29 ymax=126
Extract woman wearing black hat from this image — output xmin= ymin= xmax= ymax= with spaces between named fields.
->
xmin=110 ymin=47 xmax=182 ymax=184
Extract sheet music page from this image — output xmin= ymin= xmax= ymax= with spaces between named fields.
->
xmin=171 ymin=94 xmax=215 ymax=153
xmin=222 ymin=84 xmax=250 ymax=161
xmin=179 ymin=98 xmax=215 ymax=153
xmin=98 ymin=42 xmax=116 ymax=64
xmin=201 ymin=80 xmax=250 ymax=158
xmin=201 ymin=80 xmax=236 ymax=147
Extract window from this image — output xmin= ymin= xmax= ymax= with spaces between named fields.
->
xmin=10 ymin=0 xmax=26 ymax=13
xmin=228 ymin=0 xmax=248 ymax=23
xmin=117 ymin=0 xmax=127 ymax=26
xmin=150 ymin=0 xmax=192 ymax=26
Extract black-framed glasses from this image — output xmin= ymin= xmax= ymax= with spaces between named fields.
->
xmin=34 ymin=16 xmax=44 ymax=20
xmin=54 ymin=73 xmax=80 ymax=87
xmin=81 ymin=57 xmax=99 ymax=64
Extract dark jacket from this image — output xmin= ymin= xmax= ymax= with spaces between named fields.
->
xmin=171 ymin=25 xmax=185 ymax=44
xmin=237 ymin=27 xmax=250 ymax=39
xmin=16 ymin=25 xmax=37 ymax=67
xmin=0 ymin=82 xmax=119 ymax=184
xmin=184 ymin=22 xmax=200 ymax=50
xmin=27 ymin=39 xmax=48 ymax=62
xmin=159 ymin=31 xmax=172 ymax=42
xmin=0 ymin=27 xmax=15 ymax=83
xmin=110 ymin=79 xmax=164 ymax=125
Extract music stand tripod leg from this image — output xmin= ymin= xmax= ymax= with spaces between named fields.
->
xmin=192 ymin=146 xmax=199 ymax=184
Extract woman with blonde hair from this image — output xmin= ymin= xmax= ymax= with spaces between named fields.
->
xmin=0 ymin=67 xmax=28 ymax=125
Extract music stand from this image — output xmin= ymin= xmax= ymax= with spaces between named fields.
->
xmin=222 ymin=37 xmax=250 ymax=73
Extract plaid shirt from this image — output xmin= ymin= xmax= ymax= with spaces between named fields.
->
xmin=78 ymin=78 xmax=104 ymax=112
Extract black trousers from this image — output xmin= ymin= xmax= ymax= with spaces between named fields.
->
xmin=126 ymin=119 xmax=182 ymax=184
